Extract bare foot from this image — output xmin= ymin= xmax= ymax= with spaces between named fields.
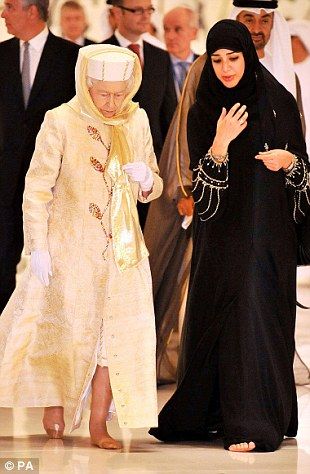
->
xmin=228 ymin=441 xmax=256 ymax=452
xmin=90 ymin=421 xmax=122 ymax=450
xmin=43 ymin=406 xmax=65 ymax=439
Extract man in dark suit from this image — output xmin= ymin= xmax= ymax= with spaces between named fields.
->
xmin=0 ymin=0 xmax=79 ymax=312
xmin=60 ymin=1 xmax=95 ymax=46
xmin=103 ymin=0 xmax=177 ymax=160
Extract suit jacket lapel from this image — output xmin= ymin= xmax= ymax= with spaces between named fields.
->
xmin=107 ymin=35 xmax=120 ymax=46
xmin=139 ymin=42 xmax=153 ymax=96
xmin=27 ymin=32 xmax=59 ymax=108
xmin=6 ymin=38 xmax=24 ymax=108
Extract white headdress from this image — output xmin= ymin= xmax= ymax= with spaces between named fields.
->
xmin=288 ymin=19 xmax=310 ymax=55
xmin=87 ymin=51 xmax=135 ymax=82
xmin=76 ymin=44 xmax=135 ymax=82
xmin=230 ymin=1 xmax=297 ymax=98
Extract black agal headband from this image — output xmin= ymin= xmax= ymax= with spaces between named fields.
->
xmin=233 ymin=0 xmax=278 ymax=8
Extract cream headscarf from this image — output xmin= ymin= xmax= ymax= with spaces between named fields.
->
xmin=230 ymin=7 xmax=297 ymax=98
xmin=68 ymin=44 xmax=148 ymax=272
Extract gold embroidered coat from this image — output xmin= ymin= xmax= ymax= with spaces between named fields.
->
xmin=0 ymin=97 xmax=162 ymax=431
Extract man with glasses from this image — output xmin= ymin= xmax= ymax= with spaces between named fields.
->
xmin=103 ymin=1 xmax=177 ymax=230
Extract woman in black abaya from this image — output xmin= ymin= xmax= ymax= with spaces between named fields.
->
xmin=149 ymin=20 xmax=310 ymax=452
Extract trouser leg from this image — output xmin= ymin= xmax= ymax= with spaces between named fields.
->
xmin=0 ymin=205 xmax=24 ymax=313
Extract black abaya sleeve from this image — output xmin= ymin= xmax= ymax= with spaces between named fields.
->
xmin=187 ymin=105 xmax=229 ymax=222
xmin=281 ymin=92 xmax=310 ymax=223
xmin=285 ymin=157 xmax=310 ymax=223
xmin=192 ymin=152 xmax=229 ymax=221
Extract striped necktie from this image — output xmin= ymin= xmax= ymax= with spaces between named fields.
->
xmin=128 ymin=43 xmax=143 ymax=67
xmin=176 ymin=61 xmax=190 ymax=94
xmin=22 ymin=42 xmax=31 ymax=108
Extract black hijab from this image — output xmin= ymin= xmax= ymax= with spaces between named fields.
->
xmin=188 ymin=20 xmax=275 ymax=168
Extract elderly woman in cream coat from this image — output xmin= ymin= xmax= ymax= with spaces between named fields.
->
xmin=0 ymin=45 xmax=162 ymax=449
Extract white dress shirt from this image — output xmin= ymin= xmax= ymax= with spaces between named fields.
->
xmin=20 ymin=26 xmax=49 ymax=88
xmin=64 ymin=35 xmax=84 ymax=46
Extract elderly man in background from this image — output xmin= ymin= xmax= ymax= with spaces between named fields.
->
xmin=143 ymin=6 xmax=201 ymax=383
xmin=60 ymin=0 xmax=95 ymax=45
xmin=163 ymin=6 xmax=199 ymax=99
xmin=0 ymin=0 xmax=79 ymax=312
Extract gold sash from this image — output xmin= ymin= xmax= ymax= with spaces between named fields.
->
xmin=107 ymin=126 xmax=148 ymax=271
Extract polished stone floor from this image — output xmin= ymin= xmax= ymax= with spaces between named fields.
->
xmin=0 ymin=272 xmax=310 ymax=473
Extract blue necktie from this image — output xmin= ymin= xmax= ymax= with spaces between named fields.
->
xmin=176 ymin=61 xmax=190 ymax=93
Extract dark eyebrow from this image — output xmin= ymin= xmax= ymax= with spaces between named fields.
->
xmin=211 ymin=51 xmax=241 ymax=57
xmin=242 ymin=12 xmax=272 ymax=19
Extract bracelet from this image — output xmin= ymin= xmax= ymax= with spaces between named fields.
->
xmin=283 ymin=154 xmax=297 ymax=174
xmin=209 ymin=147 xmax=229 ymax=165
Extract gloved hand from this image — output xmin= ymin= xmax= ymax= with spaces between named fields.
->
xmin=30 ymin=250 xmax=52 ymax=287
xmin=122 ymin=162 xmax=154 ymax=192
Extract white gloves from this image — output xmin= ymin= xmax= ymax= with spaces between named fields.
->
xmin=30 ymin=250 xmax=52 ymax=287
xmin=122 ymin=162 xmax=154 ymax=192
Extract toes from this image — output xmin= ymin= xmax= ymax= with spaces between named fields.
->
xmin=99 ymin=440 xmax=121 ymax=450
xmin=248 ymin=441 xmax=256 ymax=450
xmin=92 ymin=437 xmax=122 ymax=450
xmin=228 ymin=442 xmax=256 ymax=452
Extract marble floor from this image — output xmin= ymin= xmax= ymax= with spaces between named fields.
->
xmin=0 ymin=273 xmax=310 ymax=474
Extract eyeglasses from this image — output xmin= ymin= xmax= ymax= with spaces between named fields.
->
xmin=118 ymin=5 xmax=155 ymax=16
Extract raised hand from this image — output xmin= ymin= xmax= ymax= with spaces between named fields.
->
xmin=212 ymin=103 xmax=248 ymax=156
xmin=216 ymin=103 xmax=248 ymax=143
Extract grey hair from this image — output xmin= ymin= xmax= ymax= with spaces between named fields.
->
xmin=22 ymin=0 xmax=49 ymax=22
xmin=165 ymin=5 xmax=199 ymax=30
